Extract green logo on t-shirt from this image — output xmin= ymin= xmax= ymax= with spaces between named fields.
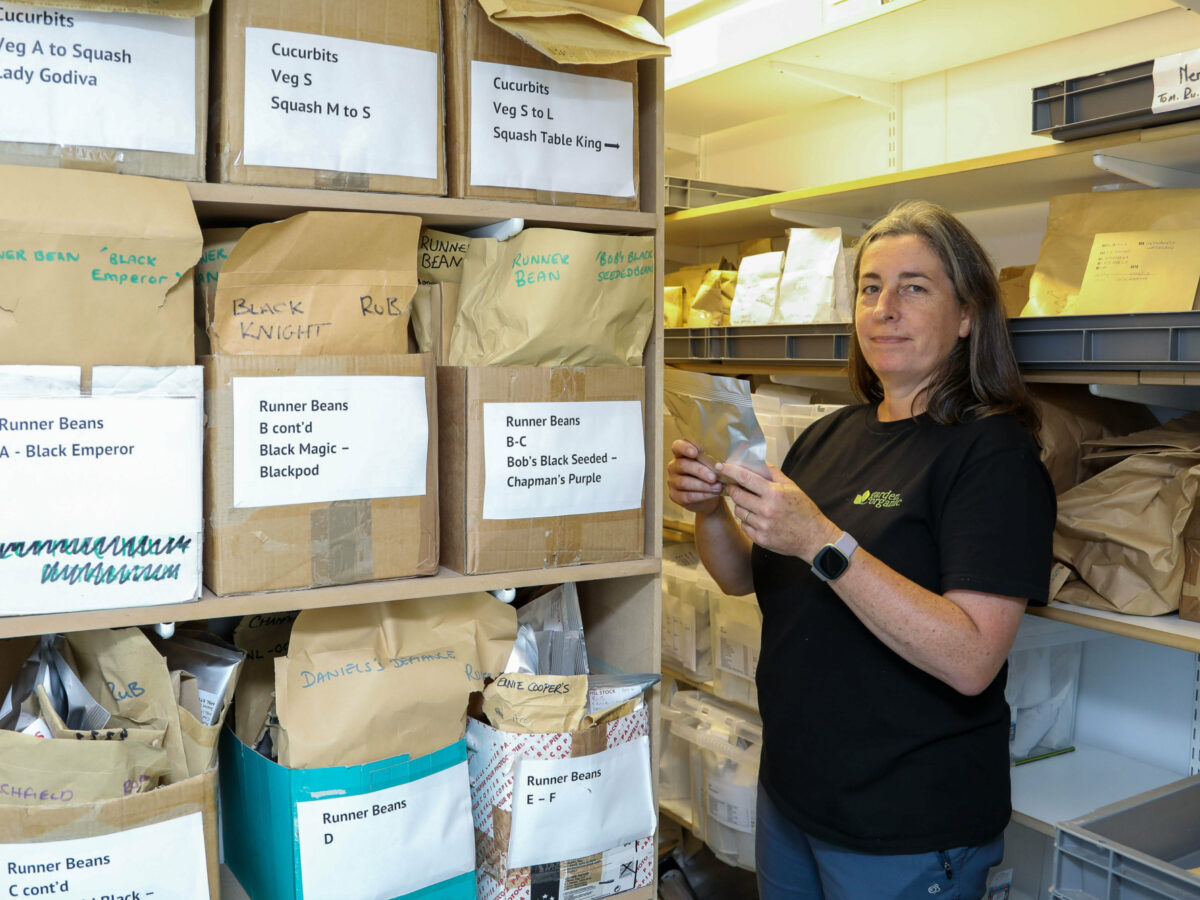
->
xmin=853 ymin=489 xmax=902 ymax=508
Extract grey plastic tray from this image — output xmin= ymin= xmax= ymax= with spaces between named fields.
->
xmin=1032 ymin=57 xmax=1200 ymax=142
xmin=664 ymin=312 xmax=1200 ymax=371
xmin=1053 ymin=774 xmax=1200 ymax=900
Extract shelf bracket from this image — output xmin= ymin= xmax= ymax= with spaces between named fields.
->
xmin=1092 ymin=153 xmax=1200 ymax=189
xmin=770 ymin=60 xmax=898 ymax=110
xmin=769 ymin=208 xmax=874 ymax=236
xmin=771 ymin=61 xmax=901 ymax=170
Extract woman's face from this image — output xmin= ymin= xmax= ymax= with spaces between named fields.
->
xmin=855 ymin=234 xmax=971 ymax=400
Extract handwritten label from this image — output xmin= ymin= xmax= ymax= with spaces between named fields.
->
xmin=469 ymin=61 xmax=635 ymax=197
xmin=242 ymin=27 xmax=438 ymax=178
xmin=507 ymin=736 xmax=655 ymax=869
xmin=295 ymin=760 xmax=474 ymax=899
xmin=0 ymin=811 xmax=208 ymax=900
xmin=296 ymin=649 xmax=459 ymax=689
xmin=707 ymin=778 xmax=756 ymax=834
xmin=231 ymin=375 xmax=428 ymax=509
xmin=1153 ymin=49 xmax=1200 ymax=115
xmin=481 ymin=401 xmax=644 ymax=520
xmin=0 ymin=6 xmax=195 ymax=153
xmin=716 ymin=628 xmax=759 ymax=679
xmin=0 ymin=393 xmax=202 ymax=615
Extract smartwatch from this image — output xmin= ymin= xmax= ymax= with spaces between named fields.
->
xmin=811 ymin=531 xmax=859 ymax=583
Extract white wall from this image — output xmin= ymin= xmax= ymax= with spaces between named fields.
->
xmin=673 ymin=7 xmax=1200 ymax=190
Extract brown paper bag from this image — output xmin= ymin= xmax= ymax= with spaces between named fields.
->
xmin=483 ymin=673 xmax=588 ymax=733
xmin=411 ymin=283 xmax=460 ymax=362
xmin=1032 ymin=384 xmax=1157 ymax=493
xmin=998 ymin=265 xmax=1035 ymax=318
xmin=420 ymin=228 xmax=472 ymax=284
xmin=664 ymin=286 xmax=685 ymax=328
xmin=194 ymin=227 xmax=246 ymax=357
xmin=232 ymin=611 xmax=296 ymax=744
xmin=0 ymin=727 xmax=171 ymax=806
xmin=211 ymin=211 xmax=420 ymax=356
xmin=690 ymin=269 xmax=736 ymax=318
xmin=476 ymin=0 xmax=670 ymax=65
xmin=1025 ymin=189 xmax=1200 ymax=317
xmin=1180 ymin=541 xmax=1200 ymax=622
xmin=276 ymin=593 xmax=517 ymax=767
xmin=448 ymin=229 xmax=653 ymax=366
xmin=1081 ymin=411 xmax=1200 ymax=460
xmin=1054 ymin=451 xmax=1200 ymax=615
xmin=66 ymin=628 xmax=190 ymax=784
xmin=0 ymin=165 xmax=200 ymax=377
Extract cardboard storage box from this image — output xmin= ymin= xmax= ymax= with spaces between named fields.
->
xmin=0 ymin=770 xmax=220 ymax=900
xmin=437 ymin=365 xmax=646 ymax=574
xmin=467 ymin=707 xmax=657 ymax=900
xmin=203 ymin=353 xmax=438 ymax=595
xmin=0 ymin=10 xmax=208 ymax=180
xmin=0 ymin=165 xmax=200 ymax=377
xmin=211 ymin=0 xmax=445 ymax=194
xmin=0 ymin=366 xmax=203 ymax=617
xmin=220 ymin=730 xmax=475 ymax=900
xmin=443 ymin=0 xmax=639 ymax=208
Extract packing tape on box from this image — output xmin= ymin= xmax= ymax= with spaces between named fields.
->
xmin=310 ymin=499 xmax=374 ymax=585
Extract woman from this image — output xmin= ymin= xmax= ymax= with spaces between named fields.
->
xmin=667 ymin=200 xmax=1055 ymax=899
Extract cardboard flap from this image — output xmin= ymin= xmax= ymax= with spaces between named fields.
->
xmin=0 ymin=165 xmax=200 ymax=372
xmin=211 ymin=211 xmax=420 ymax=357
xmin=7 ymin=0 xmax=211 ymax=16
xmin=476 ymin=0 xmax=669 ymax=65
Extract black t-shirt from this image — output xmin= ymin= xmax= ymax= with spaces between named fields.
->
xmin=752 ymin=405 xmax=1056 ymax=854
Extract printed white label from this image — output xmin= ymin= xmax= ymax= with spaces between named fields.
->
xmin=469 ymin=61 xmax=635 ymax=197
xmin=507 ymin=736 xmax=655 ymax=869
xmin=707 ymin=778 xmax=756 ymax=834
xmin=559 ymin=842 xmax=639 ymax=899
xmin=0 ymin=812 xmax=208 ymax=900
xmin=662 ymin=606 xmax=684 ymax=665
xmin=243 ymin=27 xmax=438 ymax=178
xmin=0 ymin=6 xmax=196 ymax=153
xmin=1153 ymin=49 xmax=1200 ymax=115
xmin=0 ymin=395 xmax=202 ymax=614
xmin=482 ymin=401 xmax=644 ymax=520
xmin=295 ymin=761 xmax=474 ymax=900
xmin=680 ymin=602 xmax=698 ymax=673
xmin=232 ymin=375 xmax=428 ymax=509
xmin=716 ymin=631 xmax=758 ymax=679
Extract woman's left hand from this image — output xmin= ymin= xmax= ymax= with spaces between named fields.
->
xmin=719 ymin=462 xmax=839 ymax=561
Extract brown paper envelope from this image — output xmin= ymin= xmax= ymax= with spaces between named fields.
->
xmin=277 ymin=593 xmax=516 ymax=766
xmin=232 ymin=611 xmax=295 ymax=742
xmin=1054 ymin=451 xmax=1200 ymax=615
xmin=1027 ymin=189 xmax=1200 ymax=317
xmin=179 ymin=706 xmax=222 ymax=778
xmin=448 ymin=228 xmax=653 ymax=367
xmin=211 ymin=211 xmax=420 ymax=356
xmin=276 ymin=649 xmax=468 ymax=768
xmin=1082 ymin=411 xmax=1200 ymax=455
xmin=0 ymin=165 xmax=200 ymax=375
xmin=38 ymin=686 xmax=167 ymax=749
xmin=690 ymin=270 xmax=736 ymax=313
xmin=483 ymin=674 xmax=588 ymax=733
xmin=0 ymin=727 xmax=171 ymax=805
xmin=419 ymin=228 xmax=472 ymax=284
xmin=66 ymin=629 xmax=190 ymax=784
xmin=476 ymin=0 xmax=669 ymax=65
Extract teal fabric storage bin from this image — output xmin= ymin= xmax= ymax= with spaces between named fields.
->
xmin=220 ymin=728 xmax=475 ymax=900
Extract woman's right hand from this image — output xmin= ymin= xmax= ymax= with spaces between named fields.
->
xmin=667 ymin=439 xmax=724 ymax=516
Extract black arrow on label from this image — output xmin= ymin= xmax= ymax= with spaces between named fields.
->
xmin=604 ymin=142 xmax=620 ymax=148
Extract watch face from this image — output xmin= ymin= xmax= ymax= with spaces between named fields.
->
xmin=815 ymin=545 xmax=849 ymax=580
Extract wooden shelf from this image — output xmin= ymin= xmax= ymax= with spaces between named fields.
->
xmin=1010 ymin=743 xmax=1183 ymax=837
xmin=0 ymin=558 xmax=661 ymax=639
xmin=662 ymin=664 xmax=759 ymax=715
xmin=1029 ymin=602 xmax=1200 ymax=654
xmin=664 ymin=121 xmax=1200 ymax=246
xmin=189 ymin=181 xmax=659 ymax=233
xmin=659 ymin=798 xmax=695 ymax=832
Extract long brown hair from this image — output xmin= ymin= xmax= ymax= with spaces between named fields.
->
xmin=848 ymin=200 xmax=1040 ymax=432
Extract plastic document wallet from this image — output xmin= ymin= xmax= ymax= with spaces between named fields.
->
xmin=220 ymin=729 xmax=475 ymax=900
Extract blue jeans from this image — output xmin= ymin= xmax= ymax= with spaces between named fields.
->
xmin=755 ymin=783 xmax=1004 ymax=900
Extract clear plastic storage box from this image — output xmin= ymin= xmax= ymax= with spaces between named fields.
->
xmin=662 ymin=543 xmax=714 ymax=681
xmin=1006 ymin=616 xmax=1095 ymax=764
xmin=706 ymin=576 xmax=761 ymax=711
xmin=672 ymin=692 xmax=763 ymax=872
